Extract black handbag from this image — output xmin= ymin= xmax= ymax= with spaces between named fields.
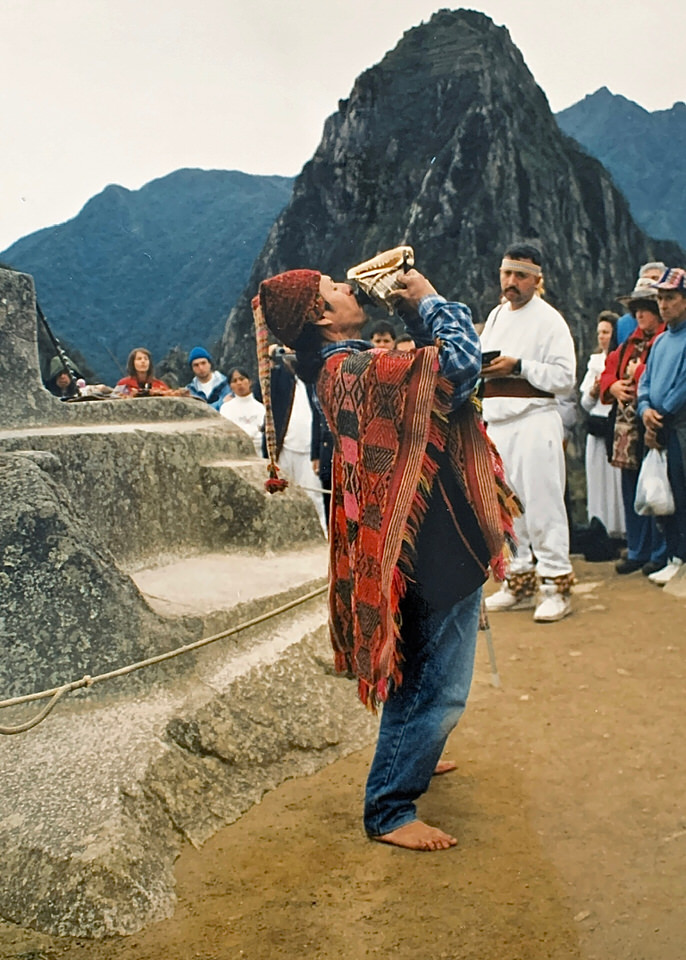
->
xmin=586 ymin=414 xmax=611 ymax=440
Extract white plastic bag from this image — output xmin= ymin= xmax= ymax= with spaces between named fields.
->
xmin=634 ymin=449 xmax=675 ymax=516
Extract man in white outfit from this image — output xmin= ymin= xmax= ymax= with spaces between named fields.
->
xmin=481 ymin=243 xmax=576 ymax=622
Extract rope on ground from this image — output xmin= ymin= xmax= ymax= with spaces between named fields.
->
xmin=0 ymin=583 xmax=328 ymax=736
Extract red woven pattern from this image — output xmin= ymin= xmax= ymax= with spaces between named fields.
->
xmin=259 ymin=269 xmax=323 ymax=347
xmin=318 ymin=345 xmax=519 ymax=709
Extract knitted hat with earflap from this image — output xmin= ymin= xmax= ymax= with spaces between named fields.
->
xmin=252 ymin=270 xmax=325 ymax=492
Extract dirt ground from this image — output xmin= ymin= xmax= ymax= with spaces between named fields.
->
xmin=2 ymin=559 xmax=685 ymax=960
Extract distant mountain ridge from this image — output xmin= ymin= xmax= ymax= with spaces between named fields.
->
xmin=218 ymin=11 xmax=683 ymax=374
xmin=556 ymin=88 xmax=686 ymax=248
xmin=0 ymin=169 xmax=294 ymax=381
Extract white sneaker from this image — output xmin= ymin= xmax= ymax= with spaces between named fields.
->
xmin=533 ymin=584 xmax=572 ymax=623
xmin=485 ymin=582 xmax=536 ymax=612
xmin=648 ymin=557 xmax=683 ymax=586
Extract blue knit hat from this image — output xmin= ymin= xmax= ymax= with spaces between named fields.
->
xmin=188 ymin=346 xmax=212 ymax=366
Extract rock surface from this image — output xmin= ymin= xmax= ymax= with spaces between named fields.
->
xmin=0 ymin=266 xmax=343 ymax=940
xmin=0 ymin=587 xmax=376 ymax=937
xmin=217 ymin=9 xmax=684 ymax=372
xmin=0 ymin=451 xmax=197 ymax=697
xmin=0 ymin=274 xmax=323 ymax=696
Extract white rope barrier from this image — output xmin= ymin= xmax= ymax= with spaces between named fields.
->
xmin=0 ymin=583 xmax=328 ymax=736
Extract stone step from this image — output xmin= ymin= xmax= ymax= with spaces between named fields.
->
xmin=199 ymin=459 xmax=325 ymax=550
xmin=130 ymin=546 xmax=328 ymax=634
xmin=0 ymin=555 xmax=374 ymax=939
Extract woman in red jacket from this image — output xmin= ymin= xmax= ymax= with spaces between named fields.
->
xmin=599 ymin=286 xmax=666 ymax=574
xmin=114 ymin=348 xmax=186 ymax=398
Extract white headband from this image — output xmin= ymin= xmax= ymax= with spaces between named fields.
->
xmin=500 ymin=258 xmax=543 ymax=278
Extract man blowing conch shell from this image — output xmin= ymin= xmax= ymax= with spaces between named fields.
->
xmin=253 ymin=265 xmax=519 ymax=851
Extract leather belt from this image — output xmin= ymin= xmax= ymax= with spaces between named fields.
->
xmin=483 ymin=378 xmax=554 ymax=399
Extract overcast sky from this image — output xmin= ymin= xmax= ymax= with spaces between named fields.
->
xmin=1 ymin=0 xmax=684 ymax=251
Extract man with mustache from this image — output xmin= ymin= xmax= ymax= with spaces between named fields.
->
xmin=480 ymin=243 xmax=576 ymax=622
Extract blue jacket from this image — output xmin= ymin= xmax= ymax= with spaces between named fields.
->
xmin=637 ymin=320 xmax=686 ymax=418
xmin=187 ymin=372 xmax=232 ymax=411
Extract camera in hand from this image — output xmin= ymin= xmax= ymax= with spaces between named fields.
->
xmin=481 ymin=350 xmax=501 ymax=366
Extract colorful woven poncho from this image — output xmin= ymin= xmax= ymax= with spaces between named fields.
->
xmin=317 ymin=344 xmax=519 ymax=710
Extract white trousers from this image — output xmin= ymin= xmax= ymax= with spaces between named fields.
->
xmin=278 ymin=447 xmax=327 ymax=536
xmin=487 ymin=408 xmax=572 ymax=579
xmin=585 ymin=435 xmax=625 ymax=538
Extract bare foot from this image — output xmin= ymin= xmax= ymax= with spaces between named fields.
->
xmin=433 ymin=760 xmax=457 ymax=775
xmin=371 ymin=820 xmax=457 ymax=851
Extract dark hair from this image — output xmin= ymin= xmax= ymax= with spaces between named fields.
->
xmin=396 ymin=334 xmax=415 ymax=345
xmin=228 ymin=367 xmax=252 ymax=382
xmin=370 ymin=320 xmax=396 ymax=339
xmin=629 ymin=299 xmax=660 ymax=319
xmin=126 ymin=347 xmax=153 ymax=380
xmin=293 ymin=323 xmax=325 ymax=385
xmin=503 ymin=242 xmax=543 ymax=268
xmin=597 ymin=310 xmax=619 ymax=353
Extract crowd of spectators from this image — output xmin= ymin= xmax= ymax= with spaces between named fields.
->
xmin=39 ymin=261 xmax=686 ymax=578
xmin=580 ymin=263 xmax=686 ymax=586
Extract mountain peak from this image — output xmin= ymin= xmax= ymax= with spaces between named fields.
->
xmin=218 ymin=13 xmax=681 ymax=372
xmin=0 ymin=171 xmax=294 ymax=381
xmin=557 ymin=92 xmax=686 ymax=248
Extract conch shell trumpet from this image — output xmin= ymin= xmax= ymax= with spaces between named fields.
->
xmin=346 ymin=245 xmax=414 ymax=313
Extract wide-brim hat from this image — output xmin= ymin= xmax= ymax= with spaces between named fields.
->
xmin=617 ymin=276 xmax=658 ymax=306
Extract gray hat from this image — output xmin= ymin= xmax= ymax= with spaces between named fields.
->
xmin=617 ymin=276 xmax=658 ymax=305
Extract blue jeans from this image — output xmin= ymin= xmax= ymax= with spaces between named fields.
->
xmin=621 ymin=467 xmax=667 ymax=564
xmin=363 ymin=586 xmax=482 ymax=836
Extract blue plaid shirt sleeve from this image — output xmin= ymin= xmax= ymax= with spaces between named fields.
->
xmin=404 ymin=294 xmax=482 ymax=410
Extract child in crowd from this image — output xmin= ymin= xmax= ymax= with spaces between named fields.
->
xmin=369 ymin=320 xmax=397 ymax=349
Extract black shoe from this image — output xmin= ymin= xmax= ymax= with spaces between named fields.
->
xmin=615 ymin=558 xmax=643 ymax=574
xmin=642 ymin=560 xmax=664 ymax=576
